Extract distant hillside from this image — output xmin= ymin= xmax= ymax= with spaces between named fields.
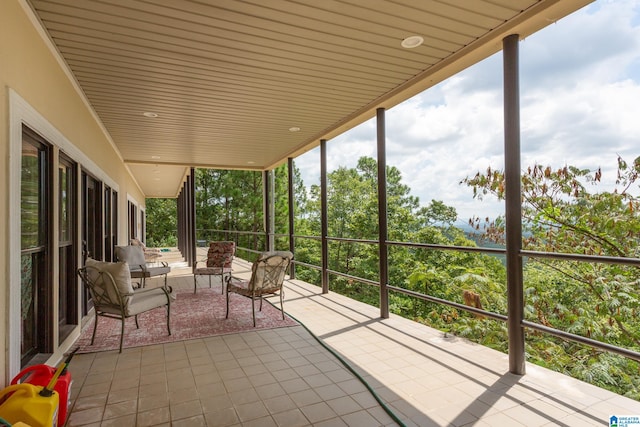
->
xmin=456 ymin=221 xmax=505 ymax=250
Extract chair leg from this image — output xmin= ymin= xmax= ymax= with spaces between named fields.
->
xmin=135 ymin=314 xmax=140 ymax=329
xmin=119 ymin=317 xmax=125 ymax=353
xmin=225 ymin=288 xmax=230 ymax=319
xmin=208 ymin=275 xmax=212 ymax=289
xmin=252 ymin=296 xmax=256 ymax=327
xmin=280 ymin=291 xmax=285 ymax=320
xmin=166 ymin=304 xmax=171 ymax=336
xmin=91 ymin=313 xmax=99 ymax=345
xmin=193 ymin=274 xmax=197 ymax=294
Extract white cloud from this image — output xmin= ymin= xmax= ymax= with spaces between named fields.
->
xmin=295 ymin=0 xmax=640 ymax=222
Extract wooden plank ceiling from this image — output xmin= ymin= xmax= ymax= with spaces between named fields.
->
xmin=27 ymin=0 xmax=591 ymax=197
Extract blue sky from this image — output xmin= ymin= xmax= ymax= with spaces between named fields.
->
xmin=294 ymin=0 xmax=640 ymax=224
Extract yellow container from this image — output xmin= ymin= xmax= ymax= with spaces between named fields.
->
xmin=0 ymin=383 xmax=59 ymax=427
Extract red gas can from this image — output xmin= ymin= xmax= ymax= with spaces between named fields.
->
xmin=11 ymin=364 xmax=72 ymax=426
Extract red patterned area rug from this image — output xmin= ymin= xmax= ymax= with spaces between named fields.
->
xmin=75 ymin=288 xmax=298 ymax=353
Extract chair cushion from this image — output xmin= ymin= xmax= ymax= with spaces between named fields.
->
xmin=207 ymin=241 xmax=235 ymax=268
xmin=115 ymin=245 xmax=147 ymax=267
xmin=250 ymin=251 xmax=293 ymax=291
xmin=130 ymin=237 xmax=145 ymax=248
xmin=85 ymin=258 xmax=135 ymax=306
xmin=127 ymin=288 xmax=169 ymax=316
xmin=194 ymin=266 xmax=233 ymax=275
xmin=228 ymin=278 xmax=280 ymax=295
xmin=227 ymin=279 xmax=252 ymax=296
xmin=129 ymin=265 xmax=171 ymax=278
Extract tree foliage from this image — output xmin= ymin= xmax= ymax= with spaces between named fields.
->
xmin=196 ymin=169 xmax=261 ymax=240
xmin=145 ymin=198 xmax=177 ymax=247
xmin=293 ymin=157 xmax=507 ymax=330
xmin=463 ymin=156 xmax=640 ymax=398
xmin=193 ymin=165 xmax=306 ymax=255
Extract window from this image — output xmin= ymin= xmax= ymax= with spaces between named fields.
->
xmin=104 ymin=187 xmax=113 ymax=261
xmin=81 ymin=171 xmax=103 ymax=315
xmin=21 ymin=126 xmax=52 ymax=365
xmin=129 ymin=200 xmax=137 ymax=241
xmin=58 ymin=153 xmax=77 ymax=342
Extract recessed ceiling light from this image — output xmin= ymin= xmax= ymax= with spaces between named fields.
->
xmin=143 ymin=112 xmax=158 ymax=118
xmin=247 ymin=161 xmax=255 ymax=164
xmin=289 ymin=127 xmax=301 ymax=132
xmin=151 ymin=155 xmax=161 ymax=159
xmin=401 ymin=35 xmax=424 ymax=49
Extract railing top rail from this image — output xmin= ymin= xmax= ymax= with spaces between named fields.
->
xmin=521 ymin=250 xmax=640 ymax=266
xmin=198 ymin=227 xmax=640 ymax=365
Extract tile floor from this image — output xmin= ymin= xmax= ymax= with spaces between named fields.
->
xmin=63 ymin=260 xmax=640 ymax=426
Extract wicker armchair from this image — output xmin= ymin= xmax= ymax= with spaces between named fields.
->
xmin=193 ymin=241 xmax=236 ymax=294
xmin=78 ymin=258 xmax=171 ymax=353
xmin=225 ymin=251 xmax=293 ymax=326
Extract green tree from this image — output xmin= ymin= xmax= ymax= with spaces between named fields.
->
xmin=194 ymin=169 xmax=263 ymax=251
xmin=463 ymin=157 xmax=640 ymax=398
xmin=273 ymin=164 xmax=308 ymax=250
xmin=195 ymin=164 xmax=307 ymax=255
xmin=418 ymin=199 xmax=458 ymax=226
xmin=294 ymin=156 xmax=507 ymax=317
xmin=145 ymin=198 xmax=177 ymax=247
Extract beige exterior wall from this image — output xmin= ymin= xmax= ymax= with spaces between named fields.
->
xmin=1 ymin=0 xmax=146 ymax=384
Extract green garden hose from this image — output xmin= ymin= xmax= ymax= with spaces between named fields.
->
xmin=283 ymin=310 xmax=408 ymax=427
